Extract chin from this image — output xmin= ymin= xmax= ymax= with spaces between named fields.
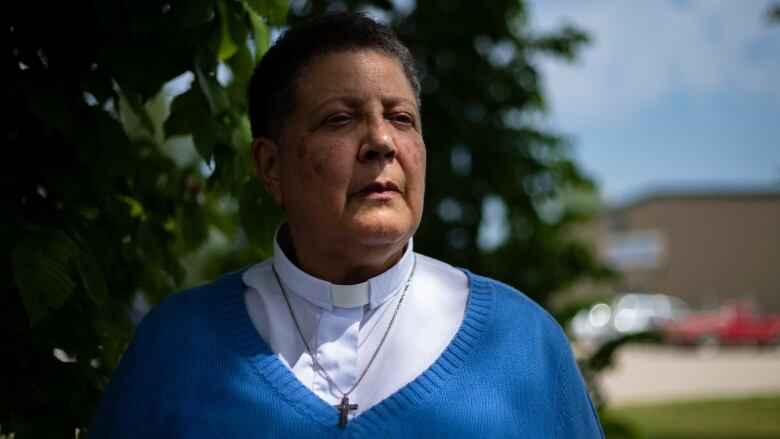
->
xmin=349 ymin=213 xmax=417 ymax=247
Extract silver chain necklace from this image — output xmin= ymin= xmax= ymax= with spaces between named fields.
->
xmin=271 ymin=256 xmax=416 ymax=429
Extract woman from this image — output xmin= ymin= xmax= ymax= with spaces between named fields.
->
xmin=90 ymin=12 xmax=603 ymax=438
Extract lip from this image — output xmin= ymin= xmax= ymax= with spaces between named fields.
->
xmin=353 ymin=181 xmax=402 ymax=199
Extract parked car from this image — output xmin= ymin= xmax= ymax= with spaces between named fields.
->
xmin=663 ymin=299 xmax=780 ymax=346
xmin=570 ymin=293 xmax=689 ymax=343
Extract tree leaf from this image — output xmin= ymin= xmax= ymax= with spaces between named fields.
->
xmin=226 ymin=45 xmax=254 ymax=109
xmin=238 ymin=180 xmax=282 ymax=250
xmin=120 ymin=91 xmax=155 ymax=134
xmin=12 ymin=230 xmax=78 ymax=326
xmin=230 ymin=114 xmax=253 ymax=149
xmin=245 ymin=0 xmax=288 ymax=26
xmin=75 ymin=249 xmax=108 ymax=306
xmin=176 ymin=201 xmax=210 ymax=251
xmin=192 ymin=117 xmax=220 ymax=160
xmin=243 ymin=3 xmax=270 ymax=61
xmin=195 ymin=62 xmax=230 ymax=115
xmin=216 ymin=1 xmax=239 ymax=61
xmin=165 ymin=87 xmax=204 ymax=138
xmin=137 ymin=259 xmax=176 ymax=304
xmin=227 ymin=42 xmax=255 ymax=92
xmin=209 ymin=145 xmax=253 ymax=191
xmin=165 ymin=86 xmax=219 ymax=160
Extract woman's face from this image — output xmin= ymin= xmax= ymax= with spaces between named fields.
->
xmin=263 ymin=49 xmax=426 ymax=267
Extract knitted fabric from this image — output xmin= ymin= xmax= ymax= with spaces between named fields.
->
xmin=90 ymin=269 xmax=604 ymax=438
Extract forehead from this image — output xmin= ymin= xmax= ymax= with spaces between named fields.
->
xmin=294 ymin=49 xmax=417 ymax=109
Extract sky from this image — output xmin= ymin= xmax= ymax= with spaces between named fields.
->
xmin=525 ymin=0 xmax=780 ymax=203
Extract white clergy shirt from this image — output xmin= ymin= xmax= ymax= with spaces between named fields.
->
xmin=242 ymin=228 xmax=469 ymax=416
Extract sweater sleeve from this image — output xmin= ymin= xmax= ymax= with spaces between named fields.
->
xmin=554 ymin=347 xmax=605 ymax=439
xmin=88 ymin=327 xmax=148 ymax=439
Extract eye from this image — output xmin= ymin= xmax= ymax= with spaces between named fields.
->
xmin=323 ymin=113 xmax=353 ymax=126
xmin=388 ymin=112 xmax=415 ymax=128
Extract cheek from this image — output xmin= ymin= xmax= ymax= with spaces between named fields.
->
xmin=290 ymin=135 xmax=328 ymax=179
xmin=287 ymin=136 xmax=354 ymax=193
xmin=409 ymin=141 xmax=427 ymax=186
xmin=295 ymin=135 xmax=308 ymax=160
xmin=401 ymin=140 xmax=426 ymax=218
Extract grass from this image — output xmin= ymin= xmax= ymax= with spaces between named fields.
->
xmin=607 ymin=395 xmax=780 ymax=439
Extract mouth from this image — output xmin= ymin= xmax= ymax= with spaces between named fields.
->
xmin=353 ymin=181 xmax=402 ymax=198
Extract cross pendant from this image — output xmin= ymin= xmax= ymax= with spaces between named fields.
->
xmin=335 ymin=395 xmax=358 ymax=428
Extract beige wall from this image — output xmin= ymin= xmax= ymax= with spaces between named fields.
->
xmin=573 ymin=194 xmax=780 ymax=312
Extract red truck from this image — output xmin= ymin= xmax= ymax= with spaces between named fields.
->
xmin=663 ymin=300 xmax=780 ymax=346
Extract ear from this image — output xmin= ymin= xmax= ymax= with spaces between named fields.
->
xmin=251 ymin=137 xmax=284 ymax=205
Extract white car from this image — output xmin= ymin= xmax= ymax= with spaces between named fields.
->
xmin=570 ymin=293 xmax=689 ymax=343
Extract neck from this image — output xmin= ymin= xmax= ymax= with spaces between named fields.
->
xmin=279 ymin=224 xmax=407 ymax=284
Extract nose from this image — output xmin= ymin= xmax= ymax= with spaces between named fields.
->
xmin=358 ymin=116 xmax=397 ymax=162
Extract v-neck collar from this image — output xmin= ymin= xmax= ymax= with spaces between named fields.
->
xmin=213 ymin=267 xmax=493 ymax=433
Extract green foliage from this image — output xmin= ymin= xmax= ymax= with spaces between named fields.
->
xmin=12 ymin=230 xmax=78 ymax=326
xmin=1 ymin=0 xmax=285 ymax=435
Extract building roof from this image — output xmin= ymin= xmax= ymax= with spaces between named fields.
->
xmin=607 ymin=184 xmax=780 ymax=213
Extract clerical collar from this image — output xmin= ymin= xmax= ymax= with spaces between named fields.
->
xmin=271 ymin=225 xmax=414 ymax=311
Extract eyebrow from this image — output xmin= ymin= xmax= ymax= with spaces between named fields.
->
xmin=311 ymin=95 xmax=418 ymax=114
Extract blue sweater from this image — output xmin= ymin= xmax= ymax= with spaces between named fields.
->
xmin=90 ymin=269 xmax=603 ymax=438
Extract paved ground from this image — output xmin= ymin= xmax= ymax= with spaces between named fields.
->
xmin=599 ymin=345 xmax=780 ymax=406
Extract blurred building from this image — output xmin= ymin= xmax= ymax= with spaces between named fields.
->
xmin=574 ymin=188 xmax=780 ymax=312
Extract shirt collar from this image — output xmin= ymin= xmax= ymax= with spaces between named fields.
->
xmin=271 ymin=224 xmax=414 ymax=311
